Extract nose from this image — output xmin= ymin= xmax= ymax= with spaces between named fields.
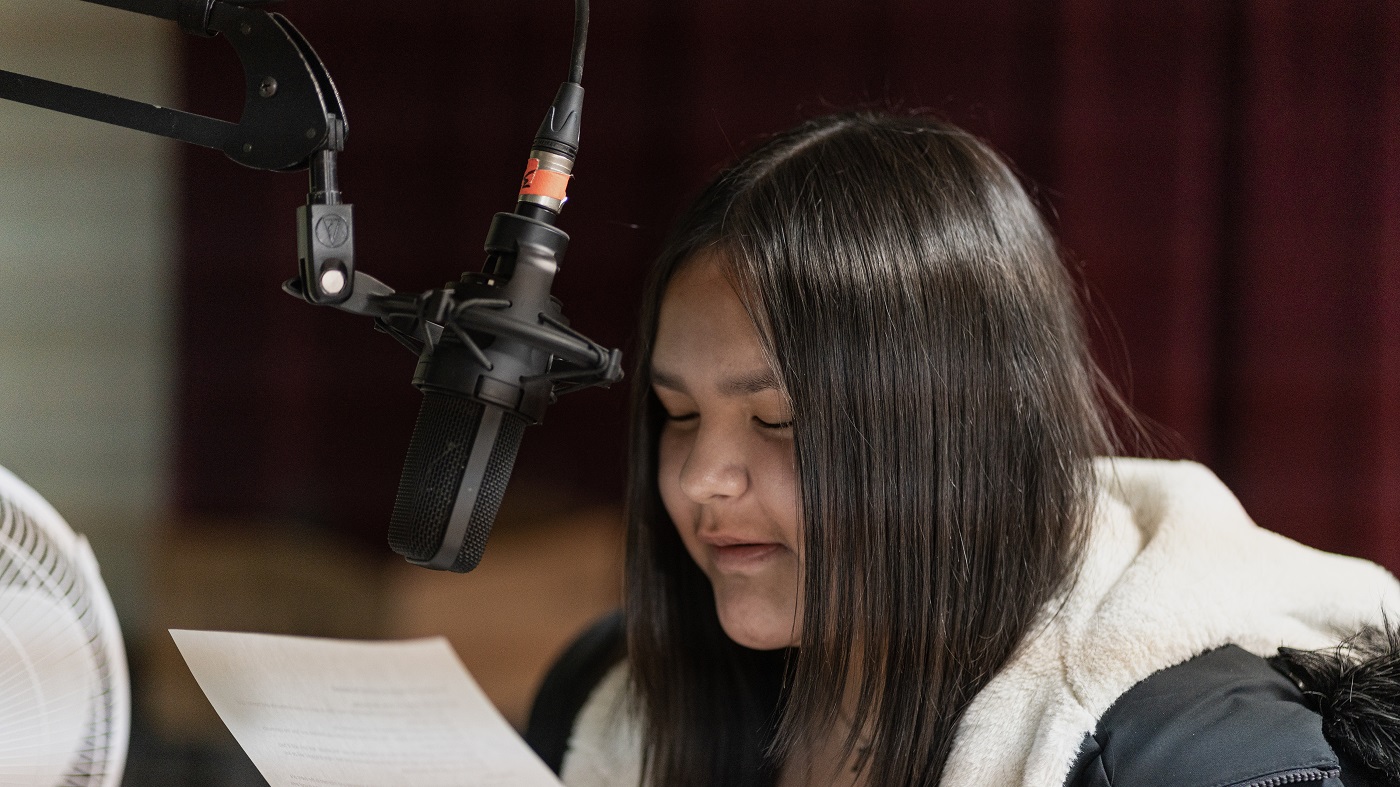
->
xmin=677 ymin=423 xmax=749 ymax=503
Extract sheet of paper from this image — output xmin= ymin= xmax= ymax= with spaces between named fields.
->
xmin=170 ymin=629 xmax=564 ymax=787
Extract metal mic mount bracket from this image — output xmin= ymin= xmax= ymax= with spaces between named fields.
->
xmin=297 ymin=146 xmax=355 ymax=305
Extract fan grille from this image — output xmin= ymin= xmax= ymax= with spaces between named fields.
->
xmin=0 ymin=495 xmax=122 ymax=787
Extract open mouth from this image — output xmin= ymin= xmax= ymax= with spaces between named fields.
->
xmin=712 ymin=543 xmax=783 ymax=569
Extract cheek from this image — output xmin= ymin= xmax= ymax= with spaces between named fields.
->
xmin=656 ymin=427 xmax=696 ymax=534
xmin=751 ymin=441 xmax=802 ymax=549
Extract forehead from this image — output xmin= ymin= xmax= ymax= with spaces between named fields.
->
xmin=651 ymin=255 xmax=774 ymax=388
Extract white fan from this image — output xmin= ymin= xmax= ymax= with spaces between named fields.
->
xmin=0 ymin=465 xmax=129 ymax=787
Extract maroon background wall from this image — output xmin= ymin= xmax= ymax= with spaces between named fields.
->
xmin=175 ymin=1 xmax=1400 ymax=574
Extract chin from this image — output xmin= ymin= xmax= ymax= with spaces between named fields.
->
xmin=713 ymin=589 xmax=800 ymax=650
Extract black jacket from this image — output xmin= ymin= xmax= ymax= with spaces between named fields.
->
xmin=1064 ymin=643 xmax=1392 ymax=787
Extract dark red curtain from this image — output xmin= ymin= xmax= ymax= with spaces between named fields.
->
xmin=175 ymin=1 xmax=1400 ymax=574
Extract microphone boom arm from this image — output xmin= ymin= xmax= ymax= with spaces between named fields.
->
xmin=0 ymin=0 xmax=345 ymax=171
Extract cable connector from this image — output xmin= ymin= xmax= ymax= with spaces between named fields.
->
xmin=515 ymin=82 xmax=583 ymax=218
xmin=532 ymin=82 xmax=583 ymax=160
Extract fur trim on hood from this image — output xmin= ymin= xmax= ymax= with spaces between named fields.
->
xmin=1272 ymin=621 xmax=1400 ymax=784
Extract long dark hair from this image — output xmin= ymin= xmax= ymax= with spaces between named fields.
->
xmin=625 ymin=112 xmax=1115 ymax=786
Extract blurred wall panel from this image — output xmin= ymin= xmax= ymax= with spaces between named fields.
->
xmin=0 ymin=1 xmax=179 ymax=631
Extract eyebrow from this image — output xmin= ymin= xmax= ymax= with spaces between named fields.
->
xmin=651 ymin=367 xmax=781 ymax=397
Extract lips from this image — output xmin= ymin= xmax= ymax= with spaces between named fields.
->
xmin=706 ymin=540 xmax=783 ymax=571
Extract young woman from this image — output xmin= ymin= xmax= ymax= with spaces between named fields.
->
xmin=525 ymin=113 xmax=1400 ymax=787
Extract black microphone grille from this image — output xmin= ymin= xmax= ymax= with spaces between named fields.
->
xmin=453 ymin=407 xmax=526 ymax=571
xmin=388 ymin=392 xmax=527 ymax=572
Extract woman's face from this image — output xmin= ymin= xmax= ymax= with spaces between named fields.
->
xmin=651 ymin=253 xmax=803 ymax=651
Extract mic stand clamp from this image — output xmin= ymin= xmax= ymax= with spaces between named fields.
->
xmin=295 ymin=130 xmax=356 ymax=306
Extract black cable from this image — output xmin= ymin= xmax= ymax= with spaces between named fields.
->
xmin=568 ymin=0 xmax=588 ymax=85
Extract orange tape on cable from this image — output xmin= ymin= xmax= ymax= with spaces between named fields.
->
xmin=519 ymin=158 xmax=571 ymax=202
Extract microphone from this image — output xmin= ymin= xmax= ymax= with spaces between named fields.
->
xmin=386 ymin=215 xmax=571 ymax=572
xmin=386 ymin=75 xmax=609 ymax=572
xmin=285 ymin=0 xmax=616 ymax=573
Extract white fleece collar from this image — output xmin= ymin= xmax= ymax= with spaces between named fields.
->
xmin=561 ymin=458 xmax=1400 ymax=787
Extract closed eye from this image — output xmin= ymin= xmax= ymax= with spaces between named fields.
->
xmin=755 ymin=417 xmax=793 ymax=430
xmin=663 ymin=411 xmax=699 ymax=422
